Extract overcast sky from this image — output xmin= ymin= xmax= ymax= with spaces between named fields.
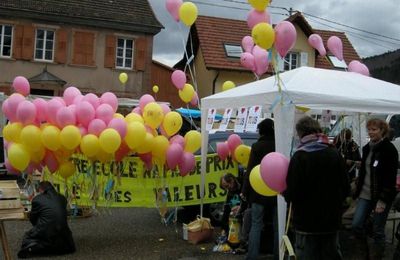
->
xmin=148 ymin=0 xmax=400 ymax=67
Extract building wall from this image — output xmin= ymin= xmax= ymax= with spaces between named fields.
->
xmin=291 ymin=24 xmax=316 ymax=67
xmin=0 ymin=18 xmax=153 ymax=97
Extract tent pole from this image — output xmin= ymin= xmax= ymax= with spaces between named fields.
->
xmin=200 ymin=108 xmax=209 ymax=217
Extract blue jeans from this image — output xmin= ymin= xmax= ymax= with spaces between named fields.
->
xmin=246 ymin=202 xmax=278 ymax=260
xmin=295 ymin=232 xmax=342 ymax=260
xmin=352 ymin=198 xmax=391 ymax=243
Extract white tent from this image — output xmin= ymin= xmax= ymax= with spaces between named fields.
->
xmin=199 ymin=66 xmax=400 ymax=259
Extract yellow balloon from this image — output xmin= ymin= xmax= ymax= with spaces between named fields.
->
xmin=58 ymin=161 xmax=76 ymax=179
xmin=162 ymin=111 xmax=183 ymax=136
xmin=222 ymin=81 xmax=235 ymax=92
xmin=60 ymin=125 xmax=81 ymax=150
xmin=119 ymin=72 xmax=128 ymax=84
xmin=95 ymin=149 xmax=113 ymax=163
xmin=20 ymin=125 xmax=43 ymax=152
xmin=184 ymin=130 xmax=201 ymax=153
xmin=8 ymin=143 xmax=30 ymax=171
xmin=250 ymin=165 xmax=278 ymax=196
xmin=136 ymin=133 xmax=154 ymax=154
xmin=30 ymin=145 xmax=45 ymax=163
xmin=234 ymin=144 xmax=251 ymax=167
xmin=125 ymin=113 xmax=144 ymax=124
xmin=41 ymin=125 xmax=61 ymax=151
xmin=179 ymin=2 xmax=198 ymax=27
xmin=151 ymin=135 xmax=169 ymax=163
xmin=248 ymin=0 xmax=270 ymax=11
xmin=178 ymin=84 xmax=195 ymax=103
xmin=252 ymin=22 xmax=275 ymax=50
xmin=3 ymin=122 xmax=22 ymax=142
xmin=113 ymin=113 xmax=124 ymax=119
xmin=143 ymin=102 xmax=164 ymax=129
xmin=152 ymin=85 xmax=159 ymax=94
xmin=125 ymin=122 xmax=146 ymax=150
xmin=99 ymin=128 xmax=121 ymax=154
xmin=80 ymin=134 xmax=100 ymax=157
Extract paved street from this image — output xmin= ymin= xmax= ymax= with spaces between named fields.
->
xmin=1 ymin=207 xmax=398 ymax=259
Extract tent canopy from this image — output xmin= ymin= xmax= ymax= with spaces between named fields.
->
xmin=202 ymin=66 xmax=400 ymax=114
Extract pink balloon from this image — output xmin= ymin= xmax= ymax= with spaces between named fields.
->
xmin=260 ymin=152 xmax=289 ymax=193
xmin=56 ymin=106 xmax=77 ymax=128
xmin=68 ymin=104 xmax=76 ymax=116
xmin=166 ymin=143 xmax=184 ymax=169
xmin=46 ymin=98 xmax=66 ymax=125
xmin=240 ymin=52 xmax=256 ymax=71
xmin=76 ymin=101 xmax=95 ymax=127
xmin=83 ymin=93 xmax=100 ymax=109
xmin=12 ymin=76 xmax=30 ymax=96
xmin=79 ymin=126 xmax=88 ymax=136
xmin=26 ymin=161 xmax=41 ymax=175
xmin=63 ymin=86 xmax=81 ymax=106
xmin=132 ymin=107 xmax=142 ymax=115
xmin=54 ymin=97 xmax=66 ymax=106
xmin=159 ymin=125 xmax=169 ymax=137
xmin=242 ymin=36 xmax=255 ymax=53
xmin=72 ymin=95 xmax=84 ymax=105
xmin=5 ymin=159 xmax=20 ymax=175
xmin=178 ymin=152 xmax=195 ymax=176
xmin=166 ymin=0 xmax=183 ymax=22
xmin=348 ymin=60 xmax=370 ymax=76
xmin=100 ymin=92 xmax=118 ymax=112
xmin=327 ymin=36 xmax=343 ymax=61
xmin=160 ymin=104 xmax=171 ymax=115
xmin=216 ymin=142 xmax=230 ymax=161
xmin=139 ymin=94 xmax=155 ymax=111
xmin=190 ymin=92 xmax=198 ymax=106
xmin=6 ymin=93 xmax=25 ymax=122
xmin=138 ymin=152 xmax=152 ymax=170
xmin=170 ymin=134 xmax=185 ymax=148
xmin=252 ymin=46 xmax=269 ymax=76
xmin=88 ymin=119 xmax=107 ymax=136
xmin=247 ymin=9 xmax=271 ymax=29
xmin=308 ymin=34 xmax=326 ymax=57
xmin=108 ymin=118 xmax=127 ymax=138
xmin=16 ymin=100 xmax=37 ymax=125
xmin=96 ymin=103 xmax=114 ymax=124
xmin=227 ymin=134 xmax=242 ymax=153
xmin=274 ymin=21 xmax=297 ymax=58
xmin=2 ymin=99 xmax=11 ymax=121
xmin=33 ymin=98 xmax=48 ymax=122
xmin=115 ymin=141 xmax=130 ymax=162
xmin=44 ymin=151 xmax=59 ymax=173
xmin=171 ymin=70 xmax=186 ymax=90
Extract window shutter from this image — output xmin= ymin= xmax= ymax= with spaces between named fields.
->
xmin=73 ymin=31 xmax=95 ymax=66
xmin=135 ymin=37 xmax=147 ymax=71
xmin=21 ymin=24 xmax=34 ymax=60
xmin=55 ymin=29 xmax=68 ymax=64
xmin=104 ymin=35 xmax=116 ymax=68
xmin=300 ymin=52 xmax=308 ymax=67
xmin=12 ymin=25 xmax=23 ymax=59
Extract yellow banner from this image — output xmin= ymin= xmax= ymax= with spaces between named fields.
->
xmin=43 ymin=154 xmax=238 ymax=208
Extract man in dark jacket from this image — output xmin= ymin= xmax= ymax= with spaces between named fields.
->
xmin=284 ymin=116 xmax=349 ymax=260
xmin=18 ymin=181 xmax=75 ymax=258
xmin=242 ymin=118 xmax=278 ymax=260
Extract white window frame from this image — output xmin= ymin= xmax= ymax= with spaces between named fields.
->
xmin=0 ymin=24 xmax=13 ymax=58
xmin=328 ymin=55 xmax=347 ymax=70
xmin=283 ymin=52 xmax=299 ymax=71
xmin=224 ymin=44 xmax=243 ymax=58
xmin=116 ymin=37 xmax=134 ymax=69
xmin=34 ymin=28 xmax=55 ymax=62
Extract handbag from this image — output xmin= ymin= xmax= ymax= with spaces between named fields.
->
xmin=280 ymin=203 xmax=296 ymax=259
xmin=187 ymin=216 xmax=214 ymax=244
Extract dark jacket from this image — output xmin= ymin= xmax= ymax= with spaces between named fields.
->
xmin=284 ymin=147 xmax=349 ymax=233
xmin=242 ymin=135 xmax=276 ymax=206
xmin=21 ymin=186 xmax=75 ymax=255
xmin=354 ymin=138 xmax=398 ymax=204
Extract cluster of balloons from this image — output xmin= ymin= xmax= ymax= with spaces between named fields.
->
xmin=166 ymin=0 xmax=198 ymax=27
xmin=216 ymin=134 xmax=251 ymax=167
xmin=240 ymin=1 xmax=297 ymax=76
xmin=250 ymin=152 xmax=289 ymax=196
xmin=2 ymin=76 xmax=202 ymax=179
xmin=308 ymin=34 xmax=370 ymax=76
xmin=171 ymin=70 xmax=198 ymax=106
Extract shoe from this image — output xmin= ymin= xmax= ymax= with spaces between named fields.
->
xmin=18 ymin=247 xmax=31 ymax=258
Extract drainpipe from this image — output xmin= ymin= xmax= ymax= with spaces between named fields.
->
xmin=212 ymin=71 xmax=220 ymax=94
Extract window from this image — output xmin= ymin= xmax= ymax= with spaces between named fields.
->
xmin=0 ymin=25 xmax=12 ymax=57
xmin=284 ymin=52 xmax=299 ymax=71
xmin=34 ymin=29 xmax=54 ymax=61
xmin=328 ymin=55 xmax=347 ymax=70
xmin=116 ymin=38 xmax=133 ymax=69
xmin=224 ymin=44 xmax=243 ymax=58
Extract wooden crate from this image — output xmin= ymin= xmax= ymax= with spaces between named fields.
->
xmin=0 ymin=180 xmax=22 ymax=210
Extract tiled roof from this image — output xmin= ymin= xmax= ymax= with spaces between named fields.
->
xmin=0 ymin=0 xmax=162 ymax=34
xmin=176 ymin=13 xmax=360 ymax=71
